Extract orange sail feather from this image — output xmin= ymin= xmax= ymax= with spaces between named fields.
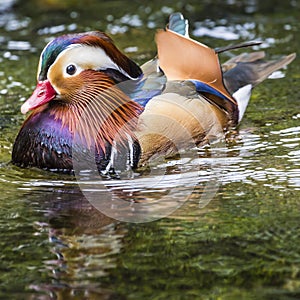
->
xmin=155 ymin=29 xmax=236 ymax=105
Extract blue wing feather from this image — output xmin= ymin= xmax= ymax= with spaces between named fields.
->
xmin=189 ymin=80 xmax=232 ymax=102
xmin=119 ymin=74 xmax=165 ymax=108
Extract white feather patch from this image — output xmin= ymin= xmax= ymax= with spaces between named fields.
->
xmin=49 ymin=44 xmax=137 ymax=80
xmin=233 ymin=84 xmax=252 ymax=123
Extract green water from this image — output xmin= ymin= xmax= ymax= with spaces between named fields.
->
xmin=0 ymin=0 xmax=300 ymax=299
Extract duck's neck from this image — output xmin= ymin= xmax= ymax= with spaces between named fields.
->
xmin=52 ymin=97 xmax=141 ymax=150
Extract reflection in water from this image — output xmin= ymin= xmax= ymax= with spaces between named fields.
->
xmin=22 ymin=172 xmax=221 ymax=298
xmin=27 ymin=188 xmax=120 ymax=298
xmin=0 ymin=133 xmax=299 ymax=298
xmin=1 ymin=117 xmax=300 ymax=298
xmin=7 ymin=126 xmax=298 ymax=298
xmin=4 ymin=146 xmax=225 ymax=298
xmin=75 ymin=159 xmax=218 ymax=223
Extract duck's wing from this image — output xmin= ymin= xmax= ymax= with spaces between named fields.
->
xmin=136 ymin=80 xmax=229 ymax=164
xmin=155 ymin=16 xmax=239 ymax=124
xmin=155 ymin=29 xmax=235 ymax=104
xmin=132 ymin=59 xmax=166 ymax=107
xmin=129 ymin=13 xmax=196 ymax=109
xmin=223 ymin=51 xmax=296 ymax=93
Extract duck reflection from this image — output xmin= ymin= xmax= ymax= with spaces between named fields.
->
xmin=29 ymin=187 xmax=125 ymax=299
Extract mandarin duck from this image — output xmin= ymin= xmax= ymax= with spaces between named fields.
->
xmin=12 ymin=13 xmax=295 ymax=175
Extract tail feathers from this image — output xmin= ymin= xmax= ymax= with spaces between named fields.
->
xmin=223 ymin=52 xmax=296 ymax=95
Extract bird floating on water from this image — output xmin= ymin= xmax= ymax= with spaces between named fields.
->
xmin=12 ymin=13 xmax=296 ymax=176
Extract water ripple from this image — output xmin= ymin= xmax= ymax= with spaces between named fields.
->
xmin=193 ymin=20 xmax=256 ymax=40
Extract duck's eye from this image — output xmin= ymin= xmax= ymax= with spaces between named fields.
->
xmin=66 ymin=64 xmax=76 ymax=75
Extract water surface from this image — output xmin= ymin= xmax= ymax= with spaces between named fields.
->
xmin=0 ymin=0 xmax=299 ymax=299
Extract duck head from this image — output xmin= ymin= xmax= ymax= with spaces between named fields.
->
xmin=21 ymin=31 xmax=143 ymax=151
xmin=22 ymin=31 xmax=142 ymax=114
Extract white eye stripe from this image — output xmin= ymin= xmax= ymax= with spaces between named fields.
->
xmin=49 ymin=44 xmax=136 ymax=80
